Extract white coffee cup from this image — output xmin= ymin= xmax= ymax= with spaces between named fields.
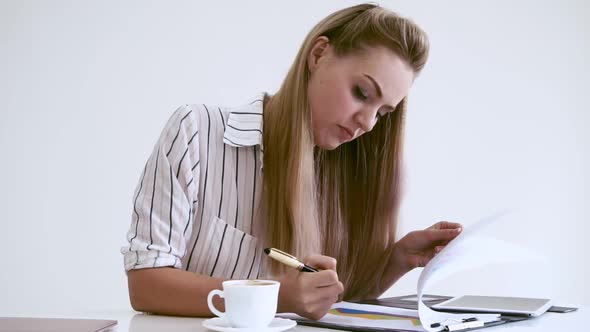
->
xmin=207 ymin=280 xmax=280 ymax=328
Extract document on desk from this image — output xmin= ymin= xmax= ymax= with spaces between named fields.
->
xmin=280 ymin=300 xmax=426 ymax=331
xmin=279 ymin=210 xmax=543 ymax=332
xmin=417 ymin=210 xmax=543 ymax=331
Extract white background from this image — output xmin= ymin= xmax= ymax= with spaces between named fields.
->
xmin=0 ymin=0 xmax=588 ymax=315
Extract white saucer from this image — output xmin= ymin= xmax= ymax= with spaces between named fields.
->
xmin=202 ymin=317 xmax=296 ymax=332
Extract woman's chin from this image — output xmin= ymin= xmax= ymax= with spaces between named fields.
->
xmin=315 ymin=137 xmax=342 ymax=150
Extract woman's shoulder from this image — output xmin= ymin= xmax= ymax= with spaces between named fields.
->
xmin=176 ymin=95 xmax=264 ymax=126
xmin=163 ymin=102 xmax=226 ymax=135
xmin=159 ymin=94 xmax=264 ymax=148
xmin=178 ymin=95 xmax=265 ymax=132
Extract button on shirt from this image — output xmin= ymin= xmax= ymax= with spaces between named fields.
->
xmin=121 ymin=95 xmax=267 ymax=279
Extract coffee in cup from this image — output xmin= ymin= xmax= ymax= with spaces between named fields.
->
xmin=207 ymin=279 xmax=280 ymax=328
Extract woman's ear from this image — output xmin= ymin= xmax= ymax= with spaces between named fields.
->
xmin=307 ymin=36 xmax=331 ymax=73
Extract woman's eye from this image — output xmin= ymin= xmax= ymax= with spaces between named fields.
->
xmin=353 ymin=86 xmax=368 ymax=101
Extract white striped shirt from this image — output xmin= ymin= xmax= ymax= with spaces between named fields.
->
xmin=121 ymin=94 xmax=268 ymax=280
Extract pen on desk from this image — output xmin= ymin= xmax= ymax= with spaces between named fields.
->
xmin=264 ymin=248 xmax=319 ymax=272
xmin=430 ymin=317 xmax=478 ymax=329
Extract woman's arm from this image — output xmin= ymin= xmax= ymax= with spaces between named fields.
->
xmin=128 ymin=267 xmax=225 ymax=316
xmin=128 ymin=255 xmax=345 ymax=319
xmin=124 ymin=106 xmax=207 ymax=315
xmin=361 ymin=245 xmax=406 ymax=300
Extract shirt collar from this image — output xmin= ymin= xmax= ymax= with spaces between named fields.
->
xmin=223 ymin=94 xmax=264 ymax=148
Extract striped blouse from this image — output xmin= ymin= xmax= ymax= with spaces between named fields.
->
xmin=121 ymin=94 xmax=269 ymax=280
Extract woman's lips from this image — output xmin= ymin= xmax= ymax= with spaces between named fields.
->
xmin=338 ymin=125 xmax=354 ymax=141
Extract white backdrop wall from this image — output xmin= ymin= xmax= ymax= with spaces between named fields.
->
xmin=0 ymin=0 xmax=588 ymax=315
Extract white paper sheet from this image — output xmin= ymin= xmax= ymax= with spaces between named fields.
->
xmin=418 ymin=210 xmax=543 ymax=331
xmin=279 ymin=210 xmax=543 ymax=331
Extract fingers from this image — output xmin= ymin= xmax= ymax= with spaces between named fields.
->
xmin=289 ymin=256 xmax=344 ymax=321
xmin=298 ymin=280 xmax=343 ymax=320
xmin=304 ymin=254 xmax=337 ymax=271
xmin=424 ymin=227 xmax=462 ymax=244
xmin=308 ymin=269 xmax=341 ymax=288
xmin=316 ymin=280 xmax=344 ymax=297
xmin=429 ymin=220 xmax=463 ymax=231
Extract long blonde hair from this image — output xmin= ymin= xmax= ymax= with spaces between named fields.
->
xmin=261 ymin=3 xmax=429 ymax=300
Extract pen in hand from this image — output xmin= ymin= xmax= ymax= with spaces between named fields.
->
xmin=264 ymin=248 xmax=319 ymax=272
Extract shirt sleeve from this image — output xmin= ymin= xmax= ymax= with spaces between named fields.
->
xmin=121 ymin=105 xmax=201 ymax=271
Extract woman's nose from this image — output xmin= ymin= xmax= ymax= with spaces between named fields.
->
xmin=354 ymin=107 xmax=378 ymax=132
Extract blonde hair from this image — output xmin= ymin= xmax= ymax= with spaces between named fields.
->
xmin=260 ymin=3 xmax=429 ymax=300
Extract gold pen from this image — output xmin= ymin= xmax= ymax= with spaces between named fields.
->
xmin=264 ymin=248 xmax=319 ymax=272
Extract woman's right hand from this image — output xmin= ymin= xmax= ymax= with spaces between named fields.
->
xmin=277 ymin=254 xmax=344 ymax=320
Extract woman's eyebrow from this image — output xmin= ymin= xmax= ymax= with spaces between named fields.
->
xmin=364 ymin=73 xmax=383 ymax=98
xmin=364 ymin=73 xmax=395 ymax=110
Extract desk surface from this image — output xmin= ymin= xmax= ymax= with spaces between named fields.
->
xmin=5 ymin=307 xmax=587 ymax=332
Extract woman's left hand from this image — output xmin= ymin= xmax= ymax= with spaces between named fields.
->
xmin=365 ymin=221 xmax=463 ymax=299
xmin=391 ymin=221 xmax=463 ymax=271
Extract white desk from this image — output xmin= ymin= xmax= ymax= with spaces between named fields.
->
xmin=18 ymin=306 xmax=586 ymax=332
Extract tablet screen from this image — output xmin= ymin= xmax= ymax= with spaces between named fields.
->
xmin=432 ymin=295 xmax=552 ymax=316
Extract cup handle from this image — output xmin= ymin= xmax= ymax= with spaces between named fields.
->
xmin=207 ymin=289 xmax=225 ymax=318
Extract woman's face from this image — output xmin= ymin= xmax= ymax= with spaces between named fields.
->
xmin=307 ymin=38 xmax=415 ymax=150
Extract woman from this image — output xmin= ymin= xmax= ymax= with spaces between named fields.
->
xmin=121 ymin=3 xmax=462 ymax=320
